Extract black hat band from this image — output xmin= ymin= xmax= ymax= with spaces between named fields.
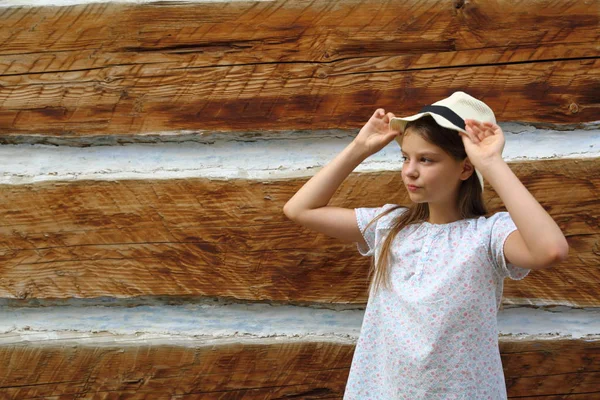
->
xmin=419 ymin=105 xmax=466 ymax=131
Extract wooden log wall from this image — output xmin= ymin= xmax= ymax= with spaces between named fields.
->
xmin=1 ymin=0 xmax=599 ymax=398
xmin=0 ymin=158 xmax=598 ymax=307
xmin=1 ymin=0 xmax=599 ymax=135
xmin=1 ymin=336 xmax=598 ymax=399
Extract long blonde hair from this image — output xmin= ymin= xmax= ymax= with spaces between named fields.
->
xmin=364 ymin=115 xmax=487 ymax=294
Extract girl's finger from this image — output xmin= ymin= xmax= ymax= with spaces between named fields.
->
xmin=476 ymin=125 xmax=489 ymax=140
xmin=382 ymin=112 xmax=393 ymax=124
xmin=469 ymin=124 xmax=483 ymax=142
xmin=466 ymin=120 xmax=483 ymax=139
xmin=466 ymin=119 xmax=482 ymax=128
xmin=465 ymin=126 xmax=480 ymax=143
xmin=461 ymin=130 xmax=478 ymax=144
xmin=474 ymin=124 xmax=487 ymax=136
xmin=483 ymin=126 xmax=495 ymax=138
xmin=480 ymin=121 xmax=500 ymax=136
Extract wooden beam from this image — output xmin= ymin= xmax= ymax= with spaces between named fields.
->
xmin=2 ymin=0 xmax=597 ymax=63
xmin=0 ymin=0 xmax=598 ymax=136
xmin=0 ymin=336 xmax=598 ymax=398
xmin=502 ymin=338 xmax=600 ymax=397
xmin=0 ymin=338 xmax=353 ymax=399
xmin=0 ymin=158 xmax=597 ymax=306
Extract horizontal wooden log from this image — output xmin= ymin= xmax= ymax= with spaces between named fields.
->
xmin=0 ymin=157 xmax=597 ymax=306
xmin=1 ymin=58 xmax=598 ymax=136
xmin=502 ymin=338 xmax=600 ymax=398
xmin=2 ymin=0 xmax=598 ymax=64
xmin=512 ymin=395 xmax=597 ymax=400
xmin=0 ymin=338 xmax=352 ymax=399
xmin=0 ymin=0 xmax=598 ymax=136
xmin=1 ymin=55 xmax=597 ymax=136
xmin=0 ymin=336 xmax=597 ymax=399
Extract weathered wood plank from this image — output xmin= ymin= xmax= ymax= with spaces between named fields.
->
xmin=0 ymin=0 xmax=598 ymax=135
xmin=512 ymin=396 xmax=598 ymax=400
xmin=2 ymin=0 xmax=598 ymax=62
xmin=1 ymin=57 xmax=597 ymax=136
xmin=0 ymin=339 xmax=352 ymax=399
xmin=0 ymin=337 xmax=597 ymax=399
xmin=502 ymin=338 xmax=600 ymax=397
xmin=1 ymin=158 xmax=598 ymax=305
xmin=0 ymin=158 xmax=598 ymax=305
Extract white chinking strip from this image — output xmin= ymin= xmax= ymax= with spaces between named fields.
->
xmin=1 ymin=303 xmax=599 ymax=345
xmin=0 ymin=124 xmax=598 ymax=185
xmin=499 ymin=306 xmax=600 ymax=339
xmin=0 ymin=331 xmax=358 ymax=347
xmin=0 ymin=303 xmax=363 ymax=343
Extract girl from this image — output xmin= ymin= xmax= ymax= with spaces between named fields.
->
xmin=283 ymin=92 xmax=569 ymax=399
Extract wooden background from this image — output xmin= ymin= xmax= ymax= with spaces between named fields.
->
xmin=1 ymin=0 xmax=599 ymax=398
xmin=1 ymin=158 xmax=598 ymax=307
xmin=1 ymin=0 xmax=599 ymax=136
xmin=2 ymin=338 xmax=598 ymax=399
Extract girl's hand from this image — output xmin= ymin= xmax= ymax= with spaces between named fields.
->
xmin=460 ymin=119 xmax=506 ymax=171
xmin=353 ymin=109 xmax=401 ymax=156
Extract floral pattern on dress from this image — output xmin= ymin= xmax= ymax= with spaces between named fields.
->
xmin=345 ymin=204 xmax=530 ymax=400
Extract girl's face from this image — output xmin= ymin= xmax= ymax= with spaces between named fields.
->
xmin=400 ymin=129 xmax=470 ymax=207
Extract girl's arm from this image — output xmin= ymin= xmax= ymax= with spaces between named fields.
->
xmin=462 ymin=120 xmax=569 ymax=270
xmin=283 ymin=109 xmax=400 ymax=244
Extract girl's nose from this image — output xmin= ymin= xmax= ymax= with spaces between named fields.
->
xmin=403 ymin=160 xmax=419 ymax=178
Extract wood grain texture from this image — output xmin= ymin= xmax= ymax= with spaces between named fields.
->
xmin=0 ymin=337 xmax=597 ymax=399
xmin=0 ymin=0 xmax=598 ymax=136
xmin=0 ymin=158 xmax=597 ymax=306
xmin=502 ymin=338 xmax=600 ymax=398
xmin=0 ymin=339 xmax=353 ymax=399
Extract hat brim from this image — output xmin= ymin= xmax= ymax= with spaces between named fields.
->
xmin=390 ymin=112 xmax=467 ymax=137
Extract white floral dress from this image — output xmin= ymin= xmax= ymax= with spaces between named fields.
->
xmin=344 ymin=204 xmax=530 ymax=400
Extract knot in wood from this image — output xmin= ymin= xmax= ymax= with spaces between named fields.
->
xmin=569 ymin=103 xmax=579 ymax=114
xmin=453 ymin=0 xmax=465 ymax=9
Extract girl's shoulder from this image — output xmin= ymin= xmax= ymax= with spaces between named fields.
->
xmin=357 ymin=206 xmax=515 ymax=235
xmin=471 ymin=211 xmax=514 ymax=233
xmin=356 ymin=203 xmax=408 ymax=228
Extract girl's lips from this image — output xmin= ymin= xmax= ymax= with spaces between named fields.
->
xmin=407 ymin=185 xmax=421 ymax=192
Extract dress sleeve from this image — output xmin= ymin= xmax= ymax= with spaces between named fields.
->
xmin=489 ymin=212 xmax=530 ymax=280
xmin=354 ymin=204 xmax=400 ymax=257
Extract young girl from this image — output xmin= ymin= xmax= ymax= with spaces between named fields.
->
xmin=283 ymin=92 xmax=569 ymax=400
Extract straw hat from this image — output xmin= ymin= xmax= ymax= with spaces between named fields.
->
xmin=389 ymin=91 xmax=497 ymax=191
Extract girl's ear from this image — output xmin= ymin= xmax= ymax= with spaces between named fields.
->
xmin=460 ymin=158 xmax=475 ymax=181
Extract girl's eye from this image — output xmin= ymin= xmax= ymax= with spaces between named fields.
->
xmin=401 ymin=156 xmax=433 ymax=163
